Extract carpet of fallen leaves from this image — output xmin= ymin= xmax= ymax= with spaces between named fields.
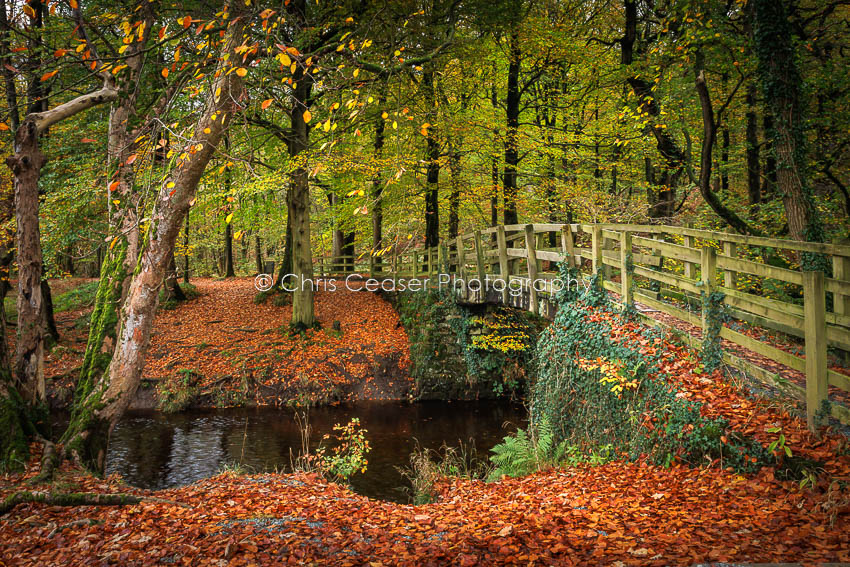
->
xmin=141 ymin=278 xmax=413 ymax=404
xmin=3 ymin=298 xmax=850 ymax=565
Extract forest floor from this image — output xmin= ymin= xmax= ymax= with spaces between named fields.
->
xmin=35 ymin=277 xmax=413 ymax=408
xmin=3 ymin=301 xmax=850 ymax=565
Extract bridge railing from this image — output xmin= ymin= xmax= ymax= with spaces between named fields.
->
xmin=368 ymin=223 xmax=850 ymax=431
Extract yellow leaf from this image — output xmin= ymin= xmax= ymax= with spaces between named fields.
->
xmin=302 ymin=109 xmax=312 ymax=123
xmin=323 ymin=119 xmax=331 ymax=132
xmin=392 ymin=121 xmax=397 ymax=129
xmin=119 ymin=45 xmax=129 ymax=54
xmin=225 ymin=213 xmax=233 ymax=223
xmin=0 ymin=123 xmax=8 ymax=131
xmin=280 ymin=53 xmax=291 ymax=67
xmin=236 ymin=67 xmax=248 ymax=77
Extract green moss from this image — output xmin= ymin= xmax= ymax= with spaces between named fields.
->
xmin=0 ymin=388 xmax=31 ymax=473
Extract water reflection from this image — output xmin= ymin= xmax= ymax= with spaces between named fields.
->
xmin=106 ymin=400 xmax=526 ymax=502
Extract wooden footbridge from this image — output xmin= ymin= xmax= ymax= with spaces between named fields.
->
xmin=314 ymin=223 xmax=850 ymax=431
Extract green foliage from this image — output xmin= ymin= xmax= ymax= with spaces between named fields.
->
xmin=393 ymin=289 xmax=538 ymax=398
xmin=487 ymin=418 xmax=568 ymax=482
xmin=700 ymin=290 xmax=727 ymax=372
xmin=532 ymin=263 xmax=772 ymax=475
xmin=316 ymin=418 xmax=371 ymax=482
xmin=52 ymin=281 xmax=100 ymax=313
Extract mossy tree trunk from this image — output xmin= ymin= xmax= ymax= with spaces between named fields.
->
xmin=753 ymin=0 xmax=822 ymax=247
xmin=2 ymin=75 xmax=118 ymax=471
xmin=61 ymin=19 xmax=246 ymax=472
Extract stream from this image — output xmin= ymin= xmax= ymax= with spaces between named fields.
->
xmin=105 ymin=400 xmax=526 ymax=502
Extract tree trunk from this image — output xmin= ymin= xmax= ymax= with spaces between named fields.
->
xmin=694 ymin=59 xmax=760 ymax=236
xmin=183 ymin=215 xmax=190 ymax=283
xmin=61 ymin=19 xmax=246 ymax=472
xmin=41 ymin=280 xmax=59 ymax=345
xmin=422 ymin=70 xmax=440 ymax=249
xmin=223 ymin=136 xmax=235 ymax=278
xmin=763 ymin=113 xmax=777 ymax=197
xmin=287 ymin=73 xmax=316 ymax=328
xmin=622 ymin=0 xmax=682 ymax=222
xmin=224 ymin=223 xmax=235 ymax=277
xmin=254 ymin=233 xmax=263 ymax=274
xmin=745 ymin=84 xmax=761 ymax=208
xmin=0 ymin=0 xmax=21 ymax=134
xmin=371 ymin=90 xmax=386 ymax=268
xmin=7 ymin=120 xmax=46 ymax=406
xmin=503 ymin=30 xmax=520 ymax=226
xmin=163 ymin=252 xmax=186 ymax=302
xmin=753 ymin=0 xmax=822 ymax=249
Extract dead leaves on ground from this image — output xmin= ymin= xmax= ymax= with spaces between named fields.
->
xmin=145 ymin=278 xmax=412 ymax=403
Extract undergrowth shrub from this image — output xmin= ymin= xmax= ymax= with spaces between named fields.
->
xmin=530 ymin=263 xmax=772 ymax=475
xmin=400 ymin=442 xmax=491 ymax=504
xmin=156 ymin=369 xmax=201 ymax=413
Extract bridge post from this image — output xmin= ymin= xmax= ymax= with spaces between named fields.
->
xmin=620 ymin=231 xmax=633 ymax=307
xmin=832 ymin=238 xmax=850 ymax=317
xmin=497 ymin=226 xmax=510 ymax=304
xmin=560 ymin=225 xmax=576 ymax=269
xmin=591 ymin=226 xmax=604 ymax=278
xmin=474 ymin=230 xmax=486 ymax=291
xmin=524 ymin=224 xmax=539 ymax=315
xmin=700 ymin=246 xmax=717 ymax=334
xmin=722 ymin=241 xmax=737 ymax=289
xmin=803 ymin=270 xmax=828 ymax=432
xmin=683 ymin=223 xmax=696 ymax=279
xmin=413 ymin=250 xmax=419 ymax=278
xmin=602 ymin=234 xmax=613 ymax=280
xmin=456 ymin=235 xmax=467 ymax=281
xmin=392 ymin=253 xmax=398 ymax=288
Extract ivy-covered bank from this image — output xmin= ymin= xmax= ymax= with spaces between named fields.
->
xmin=387 ymin=289 xmax=545 ymax=400
xmin=529 ymin=263 xmax=806 ymax=476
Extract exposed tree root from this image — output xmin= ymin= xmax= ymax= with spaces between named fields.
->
xmin=27 ymin=437 xmax=60 ymax=485
xmin=0 ymin=491 xmax=189 ymax=516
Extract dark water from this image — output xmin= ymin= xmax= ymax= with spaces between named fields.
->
xmin=105 ymin=401 xmax=526 ymax=502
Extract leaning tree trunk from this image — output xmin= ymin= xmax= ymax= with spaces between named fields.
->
xmin=75 ymin=9 xmax=152 ymax=400
xmin=61 ymin=19 xmax=246 ymax=472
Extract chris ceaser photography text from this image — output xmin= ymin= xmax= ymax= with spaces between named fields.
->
xmin=254 ymin=272 xmax=589 ymax=295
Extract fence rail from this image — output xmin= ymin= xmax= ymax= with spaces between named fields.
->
xmin=312 ymin=223 xmax=850 ymax=430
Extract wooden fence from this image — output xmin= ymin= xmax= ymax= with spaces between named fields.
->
xmin=314 ymin=223 xmax=850 ymax=431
